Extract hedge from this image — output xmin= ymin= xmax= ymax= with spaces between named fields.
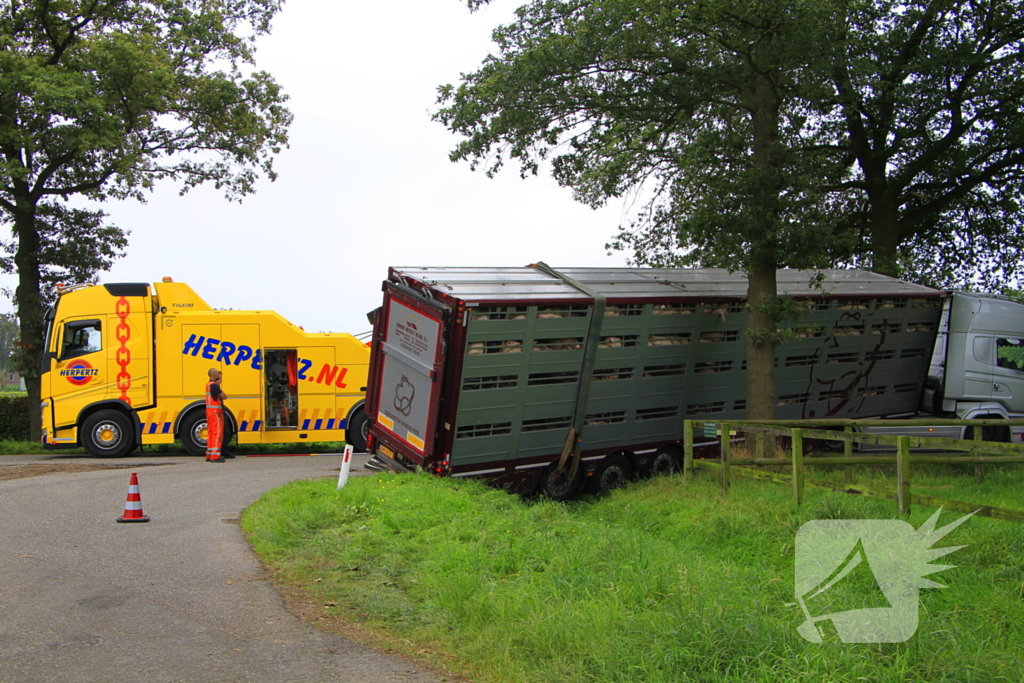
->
xmin=0 ymin=396 xmax=31 ymax=441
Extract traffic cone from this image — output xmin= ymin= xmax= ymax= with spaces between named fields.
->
xmin=116 ymin=472 xmax=150 ymax=523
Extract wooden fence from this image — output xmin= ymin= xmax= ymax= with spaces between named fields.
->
xmin=681 ymin=418 xmax=1024 ymax=522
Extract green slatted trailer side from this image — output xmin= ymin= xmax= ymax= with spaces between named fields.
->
xmin=365 ymin=266 xmax=1011 ymax=499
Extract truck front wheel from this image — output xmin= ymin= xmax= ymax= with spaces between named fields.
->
xmin=81 ymin=410 xmax=135 ymax=458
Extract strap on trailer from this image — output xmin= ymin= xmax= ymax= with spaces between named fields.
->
xmin=529 ymin=262 xmax=606 ymax=480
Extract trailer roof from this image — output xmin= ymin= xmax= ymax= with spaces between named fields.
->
xmin=391 ymin=266 xmax=941 ymax=302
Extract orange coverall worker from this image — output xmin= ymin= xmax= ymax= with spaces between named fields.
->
xmin=205 ymin=379 xmax=225 ymax=461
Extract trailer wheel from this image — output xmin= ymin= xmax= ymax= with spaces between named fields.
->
xmin=539 ymin=462 xmax=582 ymax=501
xmin=346 ymin=407 xmax=370 ymax=453
xmin=81 ymin=410 xmax=135 ymax=458
xmin=647 ymin=445 xmax=682 ymax=477
xmin=588 ymin=454 xmax=632 ymax=496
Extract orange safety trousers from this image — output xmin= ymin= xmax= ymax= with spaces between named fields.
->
xmin=205 ymin=380 xmax=224 ymax=461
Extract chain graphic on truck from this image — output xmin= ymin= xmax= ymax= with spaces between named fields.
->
xmin=181 ymin=334 xmax=349 ymax=388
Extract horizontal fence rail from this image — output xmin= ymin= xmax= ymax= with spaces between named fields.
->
xmin=680 ymin=419 xmax=1024 ymax=522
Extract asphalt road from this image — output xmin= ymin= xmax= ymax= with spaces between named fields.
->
xmin=0 ymin=452 xmax=447 ymax=683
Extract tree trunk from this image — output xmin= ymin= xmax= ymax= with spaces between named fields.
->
xmin=744 ymin=52 xmax=782 ymax=421
xmin=869 ymin=205 xmax=902 ymax=277
xmin=13 ymin=203 xmax=44 ymax=441
xmin=746 ymin=262 xmax=778 ymax=420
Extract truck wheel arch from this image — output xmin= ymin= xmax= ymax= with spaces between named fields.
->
xmin=964 ymin=413 xmax=1011 ymax=443
xmin=174 ymin=401 xmax=239 ymax=438
xmin=77 ymin=401 xmax=142 ymax=447
xmin=344 ymin=400 xmax=366 ymax=425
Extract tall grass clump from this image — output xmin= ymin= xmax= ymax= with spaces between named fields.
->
xmin=243 ymin=470 xmax=1024 ymax=683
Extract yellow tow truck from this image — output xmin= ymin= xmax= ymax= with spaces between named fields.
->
xmin=40 ymin=278 xmax=370 ymax=456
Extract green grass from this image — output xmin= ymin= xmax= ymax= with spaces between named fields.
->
xmin=242 ymin=469 xmax=1024 ymax=683
xmin=808 ymin=461 xmax=1024 ymax=510
xmin=0 ymin=440 xmax=349 ymax=456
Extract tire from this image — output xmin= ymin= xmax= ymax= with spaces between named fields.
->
xmin=346 ymin=407 xmax=370 ymax=452
xmin=180 ymin=409 xmax=229 ymax=457
xmin=647 ymin=444 xmax=682 ymax=477
xmin=538 ymin=461 xmax=583 ymax=501
xmin=967 ymin=422 xmax=1010 ymax=444
xmin=81 ymin=410 xmax=135 ymax=458
xmin=587 ymin=453 xmax=632 ymax=496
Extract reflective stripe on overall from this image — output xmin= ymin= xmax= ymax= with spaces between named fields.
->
xmin=205 ymin=380 xmax=223 ymax=460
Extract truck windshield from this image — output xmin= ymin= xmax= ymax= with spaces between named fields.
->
xmin=40 ymin=305 xmax=55 ymax=374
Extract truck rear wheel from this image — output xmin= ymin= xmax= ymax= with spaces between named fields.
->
xmin=346 ymin=407 xmax=370 ymax=452
xmin=588 ymin=453 xmax=632 ymax=496
xmin=82 ymin=410 xmax=135 ymax=458
xmin=180 ymin=411 xmax=208 ymax=456
xmin=539 ymin=462 xmax=582 ymax=501
xmin=647 ymin=444 xmax=682 ymax=477
xmin=179 ymin=410 xmax=233 ymax=457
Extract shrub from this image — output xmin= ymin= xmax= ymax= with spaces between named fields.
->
xmin=0 ymin=396 xmax=31 ymax=441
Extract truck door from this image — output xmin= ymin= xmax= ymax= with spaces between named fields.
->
xmin=367 ymin=283 xmax=450 ymax=465
xmin=965 ymin=335 xmax=996 ymax=402
xmin=994 ymin=337 xmax=1024 ymax=410
xmin=48 ymin=318 xmax=106 ymax=427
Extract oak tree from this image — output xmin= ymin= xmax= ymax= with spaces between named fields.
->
xmin=828 ymin=0 xmax=1024 ymax=288
xmin=0 ymin=0 xmax=292 ymax=437
xmin=436 ymin=0 xmax=847 ymax=419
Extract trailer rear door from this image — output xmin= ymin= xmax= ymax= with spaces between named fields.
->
xmin=369 ymin=283 xmax=449 ymax=463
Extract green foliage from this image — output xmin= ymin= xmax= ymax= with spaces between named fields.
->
xmin=443 ymin=0 xmax=1024 ymax=294
xmin=437 ymin=0 xmax=849 ymax=274
xmin=0 ymin=312 xmax=18 ymax=380
xmin=0 ymin=203 xmax=128 ymax=309
xmin=245 ymin=471 xmax=1024 ymax=682
xmin=826 ymin=0 xmax=1024 ymax=289
xmin=0 ymin=1 xmax=291 ymax=207
xmin=0 ymin=395 xmax=30 ymax=441
xmin=436 ymin=0 xmax=853 ymax=417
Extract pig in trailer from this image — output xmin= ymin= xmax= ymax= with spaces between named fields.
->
xmin=363 ymin=265 xmax=1024 ymax=499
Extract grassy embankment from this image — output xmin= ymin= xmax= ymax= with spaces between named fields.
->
xmin=243 ymin=465 xmax=1024 ymax=683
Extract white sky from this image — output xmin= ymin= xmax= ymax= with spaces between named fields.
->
xmin=3 ymin=0 xmax=634 ymax=334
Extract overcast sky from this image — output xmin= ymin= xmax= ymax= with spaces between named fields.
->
xmin=2 ymin=0 xmax=636 ymax=334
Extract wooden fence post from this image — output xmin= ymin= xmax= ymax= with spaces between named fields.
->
xmin=755 ymin=430 xmax=766 ymax=459
xmin=973 ymin=424 xmax=985 ymax=483
xmin=683 ymin=420 xmax=694 ymax=480
xmin=720 ymin=422 xmax=731 ymax=493
xmin=844 ymin=425 xmax=854 ymax=484
xmin=792 ymin=428 xmax=804 ymax=506
xmin=897 ymin=435 xmax=911 ymax=515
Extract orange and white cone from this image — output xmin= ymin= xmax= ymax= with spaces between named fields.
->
xmin=116 ymin=472 xmax=150 ymax=523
